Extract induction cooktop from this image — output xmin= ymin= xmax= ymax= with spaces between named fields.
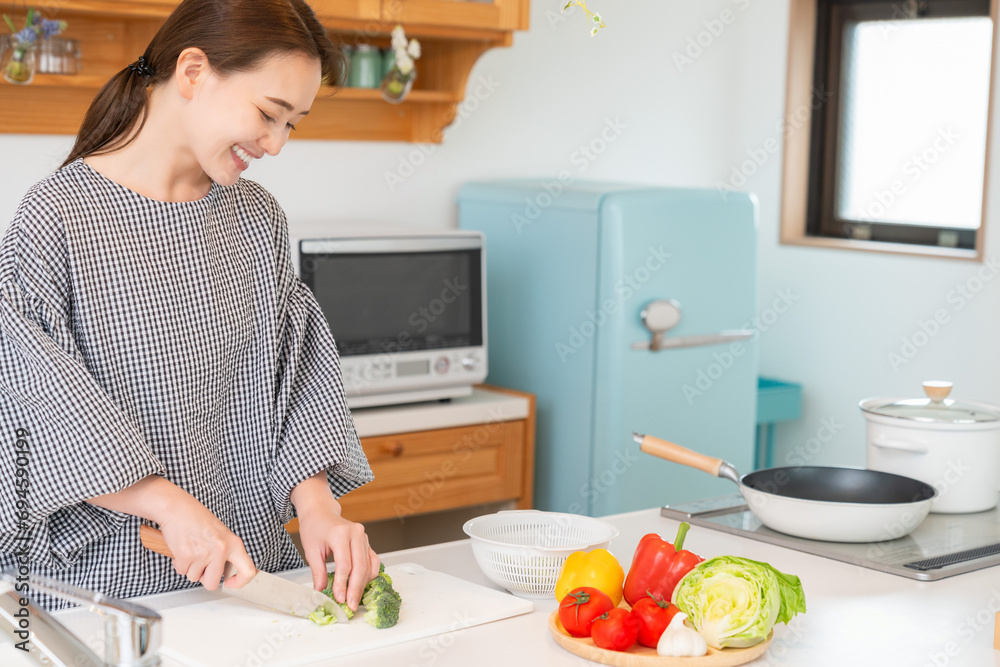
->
xmin=661 ymin=494 xmax=1000 ymax=581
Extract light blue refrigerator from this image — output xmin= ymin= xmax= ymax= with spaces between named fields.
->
xmin=458 ymin=181 xmax=759 ymax=516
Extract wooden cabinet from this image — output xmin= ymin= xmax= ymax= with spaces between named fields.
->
xmin=287 ymin=386 xmax=535 ymax=530
xmin=313 ymin=0 xmax=382 ymax=22
xmin=382 ymin=0 xmax=527 ymax=31
xmin=0 ymin=0 xmax=529 ymax=142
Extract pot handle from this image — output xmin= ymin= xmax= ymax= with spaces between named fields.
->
xmin=870 ymin=438 xmax=929 ymax=454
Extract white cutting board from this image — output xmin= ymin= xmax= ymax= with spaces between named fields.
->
xmin=158 ymin=563 xmax=533 ymax=666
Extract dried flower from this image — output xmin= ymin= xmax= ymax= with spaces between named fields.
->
xmin=390 ymin=25 xmax=408 ymax=51
xmin=3 ymin=8 xmax=66 ymax=47
xmin=561 ymin=1 xmax=606 ymax=36
xmin=388 ymin=25 xmax=420 ymax=76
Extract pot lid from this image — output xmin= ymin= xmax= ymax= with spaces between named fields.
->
xmin=862 ymin=381 xmax=1000 ymax=423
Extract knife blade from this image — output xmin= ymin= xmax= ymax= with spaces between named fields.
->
xmin=139 ymin=525 xmax=348 ymax=623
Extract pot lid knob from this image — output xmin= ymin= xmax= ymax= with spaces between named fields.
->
xmin=922 ymin=381 xmax=953 ymax=403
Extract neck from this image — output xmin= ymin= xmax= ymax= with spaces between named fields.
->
xmin=83 ymin=87 xmax=212 ymax=203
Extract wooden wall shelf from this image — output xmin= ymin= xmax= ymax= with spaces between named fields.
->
xmin=0 ymin=0 xmax=529 ymax=142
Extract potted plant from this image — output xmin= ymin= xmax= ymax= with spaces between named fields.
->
xmin=3 ymin=8 xmax=67 ymax=84
xmin=380 ymin=25 xmax=420 ymax=104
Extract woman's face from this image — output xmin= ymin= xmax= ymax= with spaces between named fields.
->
xmin=183 ymin=50 xmax=322 ymax=186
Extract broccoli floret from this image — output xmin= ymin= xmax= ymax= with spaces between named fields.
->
xmin=315 ymin=566 xmax=401 ymax=629
xmin=360 ymin=565 xmax=402 ymax=629
xmin=316 ymin=573 xmax=355 ymax=622
xmin=361 ymin=576 xmax=393 ymax=608
xmin=321 ymin=572 xmax=336 ymax=599
xmin=308 ymin=608 xmax=335 ymax=625
xmin=362 ymin=588 xmax=401 ymax=629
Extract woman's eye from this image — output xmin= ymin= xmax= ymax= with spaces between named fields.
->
xmin=258 ymin=108 xmax=295 ymax=131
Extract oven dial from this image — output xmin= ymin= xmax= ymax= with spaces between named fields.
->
xmin=462 ymin=356 xmax=478 ymax=371
xmin=434 ymin=356 xmax=450 ymax=374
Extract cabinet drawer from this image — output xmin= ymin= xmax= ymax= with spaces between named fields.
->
xmin=337 ymin=420 xmax=525 ymax=522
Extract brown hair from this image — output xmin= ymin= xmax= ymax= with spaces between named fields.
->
xmin=61 ymin=0 xmax=344 ymax=168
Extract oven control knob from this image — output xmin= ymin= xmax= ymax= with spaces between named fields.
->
xmin=462 ymin=357 xmax=478 ymax=371
xmin=434 ymin=356 xmax=450 ymax=374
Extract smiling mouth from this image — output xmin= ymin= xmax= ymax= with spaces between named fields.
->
xmin=232 ymin=144 xmax=258 ymax=165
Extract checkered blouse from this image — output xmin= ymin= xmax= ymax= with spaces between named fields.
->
xmin=0 ymin=159 xmax=373 ymax=610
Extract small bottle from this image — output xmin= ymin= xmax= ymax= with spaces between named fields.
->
xmin=381 ymin=48 xmax=397 ymax=79
xmin=347 ymin=44 xmax=381 ymax=89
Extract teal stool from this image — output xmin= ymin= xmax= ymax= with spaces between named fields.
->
xmin=755 ymin=378 xmax=802 ymax=469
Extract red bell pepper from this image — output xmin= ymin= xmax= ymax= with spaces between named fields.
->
xmin=623 ymin=522 xmax=703 ymax=607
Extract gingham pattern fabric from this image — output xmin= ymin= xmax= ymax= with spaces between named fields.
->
xmin=0 ymin=159 xmax=373 ymax=611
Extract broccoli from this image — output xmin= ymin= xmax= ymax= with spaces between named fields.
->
xmin=362 ymin=586 xmax=401 ymax=629
xmin=308 ymin=609 xmax=335 ymax=625
xmin=320 ymin=573 xmax=356 ymax=620
xmin=312 ymin=564 xmax=402 ymax=629
xmin=360 ymin=564 xmax=401 ymax=629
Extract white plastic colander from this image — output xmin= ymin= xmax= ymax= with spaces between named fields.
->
xmin=462 ymin=510 xmax=619 ymax=598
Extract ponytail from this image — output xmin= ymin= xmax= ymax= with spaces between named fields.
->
xmin=61 ymin=58 xmax=156 ymax=168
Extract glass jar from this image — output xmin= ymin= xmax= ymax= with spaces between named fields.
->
xmin=2 ymin=36 xmax=36 ymax=85
xmin=381 ymin=48 xmax=397 ymax=79
xmin=38 ymin=37 xmax=80 ymax=75
xmin=347 ymin=44 xmax=380 ymax=88
xmin=380 ymin=67 xmax=415 ymax=104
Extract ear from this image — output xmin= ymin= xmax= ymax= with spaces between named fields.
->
xmin=174 ymin=47 xmax=211 ymax=100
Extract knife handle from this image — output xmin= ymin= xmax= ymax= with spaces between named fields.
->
xmin=139 ymin=525 xmax=174 ymax=558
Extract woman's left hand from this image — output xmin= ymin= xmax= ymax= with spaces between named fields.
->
xmin=291 ymin=472 xmax=380 ymax=610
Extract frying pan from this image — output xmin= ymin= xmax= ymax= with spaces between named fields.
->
xmin=635 ymin=432 xmax=937 ymax=543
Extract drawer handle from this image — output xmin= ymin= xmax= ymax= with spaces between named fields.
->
xmin=383 ymin=442 xmax=405 ymax=457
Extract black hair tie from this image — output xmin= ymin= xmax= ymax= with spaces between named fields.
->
xmin=128 ymin=56 xmax=155 ymax=79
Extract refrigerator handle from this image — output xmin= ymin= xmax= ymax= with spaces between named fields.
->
xmin=632 ymin=299 xmax=754 ymax=351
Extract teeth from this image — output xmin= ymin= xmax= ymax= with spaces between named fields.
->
xmin=232 ymin=145 xmax=255 ymax=164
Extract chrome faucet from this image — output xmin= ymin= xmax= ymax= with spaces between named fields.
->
xmin=0 ymin=571 xmax=161 ymax=667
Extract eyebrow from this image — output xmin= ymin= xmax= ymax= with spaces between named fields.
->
xmin=266 ymin=97 xmax=310 ymax=116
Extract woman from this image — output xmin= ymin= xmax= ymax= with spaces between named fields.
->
xmin=0 ymin=0 xmax=378 ymax=612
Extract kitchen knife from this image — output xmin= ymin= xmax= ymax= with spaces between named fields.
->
xmin=138 ymin=525 xmax=348 ymax=623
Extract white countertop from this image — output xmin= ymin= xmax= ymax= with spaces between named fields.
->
xmin=19 ymin=509 xmax=1000 ymax=666
xmin=347 ymin=509 xmax=1000 ymax=667
xmin=350 ymin=386 xmax=530 ymax=437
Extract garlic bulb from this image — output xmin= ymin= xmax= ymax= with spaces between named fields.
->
xmin=657 ymin=612 xmax=708 ymax=657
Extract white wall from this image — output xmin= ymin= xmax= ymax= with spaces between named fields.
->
xmin=3 ymin=0 xmax=998 ymax=471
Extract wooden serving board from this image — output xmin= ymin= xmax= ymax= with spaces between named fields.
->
xmin=548 ymin=611 xmax=772 ymax=667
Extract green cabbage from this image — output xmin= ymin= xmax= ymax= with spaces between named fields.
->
xmin=670 ymin=555 xmax=806 ymax=649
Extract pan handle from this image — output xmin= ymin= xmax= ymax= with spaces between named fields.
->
xmin=634 ymin=432 xmax=741 ymax=485
xmin=871 ymin=438 xmax=929 ymax=454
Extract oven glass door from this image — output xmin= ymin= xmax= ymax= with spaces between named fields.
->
xmin=301 ymin=248 xmax=483 ymax=357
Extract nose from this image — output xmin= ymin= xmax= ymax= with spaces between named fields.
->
xmin=259 ymin=127 xmax=288 ymax=157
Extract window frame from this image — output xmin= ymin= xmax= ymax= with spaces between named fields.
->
xmin=779 ymin=0 xmax=999 ymax=260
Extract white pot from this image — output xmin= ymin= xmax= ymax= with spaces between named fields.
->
xmin=861 ymin=381 xmax=1000 ymax=514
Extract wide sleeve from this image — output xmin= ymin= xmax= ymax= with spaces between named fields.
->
xmin=0 ymin=194 xmax=166 ymax=569
xmin=266 ymin=204 xmax=373 ymax=524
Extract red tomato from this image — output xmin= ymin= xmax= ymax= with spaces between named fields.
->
xmin=591 ymin=607 xmax=640 ymax=652
xmin=630 ymin=593 xmax=681 ymax=648
xmin=558 ymin=587 xmax=615 ymax=638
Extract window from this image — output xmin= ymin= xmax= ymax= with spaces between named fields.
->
xmin=781 ymin=0 xmax=996 ymax=258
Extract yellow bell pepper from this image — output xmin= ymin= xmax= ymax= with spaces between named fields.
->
xmin=554 ymin=548 xmax=624 ymax=606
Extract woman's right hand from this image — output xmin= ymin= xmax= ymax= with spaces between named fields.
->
xmin=157 ymin=504 xmax=257 ymax=590
xmin=87 ymin=475 xmax=257 ymax=590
